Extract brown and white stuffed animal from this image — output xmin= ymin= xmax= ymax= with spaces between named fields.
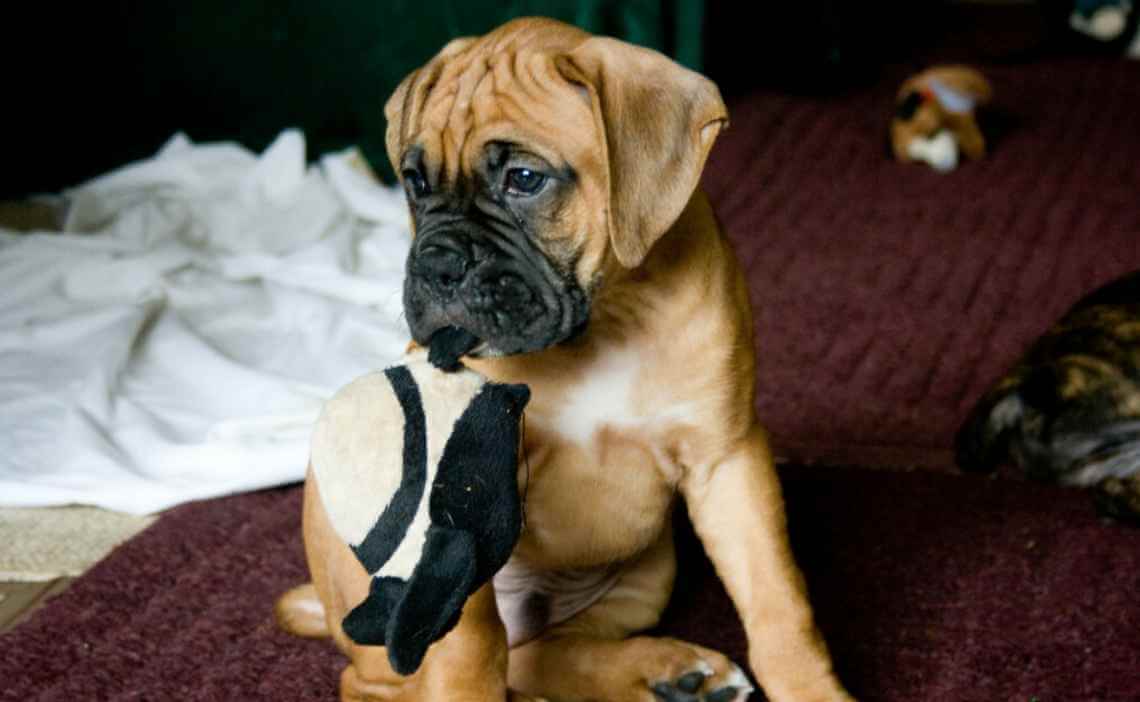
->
xmin=890 ymin=65 xmax=993 ymax=173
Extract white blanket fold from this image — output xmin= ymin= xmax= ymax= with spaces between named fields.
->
xmin=0 ymin=130 xmax=411 ymax=514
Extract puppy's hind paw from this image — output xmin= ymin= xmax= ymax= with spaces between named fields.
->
xmin=274 ymin=583 xmax=330 ymax=639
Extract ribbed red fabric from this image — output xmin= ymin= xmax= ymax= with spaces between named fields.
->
xmin=705 ymin=57 xmax=1140 ymax=469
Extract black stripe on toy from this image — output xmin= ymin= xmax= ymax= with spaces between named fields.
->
xmin=351 ymin=365 xmax=428 ymax=574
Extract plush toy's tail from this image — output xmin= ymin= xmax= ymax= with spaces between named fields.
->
xmin=342 ymin=525 xmax=478 ymax=676
xmin=341 ymin=576 xmax=403 ymax=648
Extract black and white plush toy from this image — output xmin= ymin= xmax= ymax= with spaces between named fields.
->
xmin=310 ymin=333 xmax=530 ymax=675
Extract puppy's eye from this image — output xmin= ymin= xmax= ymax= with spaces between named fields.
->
xmin=402 ymin=169 xmax=429 ymax=198
xmin=505 ymin=168 xmax=547 ymax=196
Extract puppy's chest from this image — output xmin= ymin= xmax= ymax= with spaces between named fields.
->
xmin=514 ymin=349 xmax=694 ymax=565
xmin=516 ymin=431 xmax=675 ymax=567
xmin=537 ymin=346 xmax=698 ymax=453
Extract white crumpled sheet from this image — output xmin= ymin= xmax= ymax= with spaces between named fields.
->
xmin=0 ymin=131 xmax=412 ymax=514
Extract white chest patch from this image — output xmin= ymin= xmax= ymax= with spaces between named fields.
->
xmin=548 ymin=347 xmax=641 ymax=445
xmin=545 ymin=347 xmax=699 ymax=447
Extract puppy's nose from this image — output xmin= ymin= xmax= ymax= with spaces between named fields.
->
xmin=485 ymin=272 xmax=533 ymax=306
xmin=416 ymin=242 xmax=470 ymax=293
xmin=465 ymin=270 xmax=536 ymax=316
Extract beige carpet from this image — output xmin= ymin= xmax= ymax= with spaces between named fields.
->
xmin=0 ymin=507 xmax=154 ymax=582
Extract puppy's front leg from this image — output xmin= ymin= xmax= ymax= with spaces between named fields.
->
xmin=680 ymin=426 xmax=855 ymax=702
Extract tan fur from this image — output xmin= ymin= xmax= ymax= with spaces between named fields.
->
xmin=275 ymin=582 xmax=331 ymax=639
xmin=278 ymin=17 xmax=853 ymax=702
xmin=891 ymin=65 xmax=992 ymax=164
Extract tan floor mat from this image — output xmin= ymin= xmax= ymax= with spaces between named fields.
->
xmin=0 ymin=506 xmax=154 ymax=582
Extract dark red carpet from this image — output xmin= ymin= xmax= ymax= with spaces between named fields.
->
xmin=705 ymin=57 xmax=1140 ymax=469
xmin=2 ymin=468 xmax=1137 ymax=701
xmin=5 ymin=56 xmax=1140 ymax=700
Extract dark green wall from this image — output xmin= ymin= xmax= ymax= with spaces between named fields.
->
xmin=2 ymin=1 xmax=702 ymax=198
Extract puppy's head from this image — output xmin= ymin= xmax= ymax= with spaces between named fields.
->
xmin=386 ymin=18 xmax=726 ymax=356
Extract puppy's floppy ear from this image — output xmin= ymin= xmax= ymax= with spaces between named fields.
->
xmin=384 ymin=37 xmax=477 ymax=174
xmin=556 ymin=38 xmax=728 ymax=268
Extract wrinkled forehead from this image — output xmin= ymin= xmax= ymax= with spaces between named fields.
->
xmin=405 ymin=46 xmax=600 ymax=182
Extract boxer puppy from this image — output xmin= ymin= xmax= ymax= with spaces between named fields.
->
xmin=277 ymin=17 xmax=854 ymax=702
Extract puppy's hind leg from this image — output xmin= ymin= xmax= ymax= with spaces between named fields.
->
xmin=508 ymin=527 xmax=752 ymax=702
xmin=340 ymin=584 xmax=547 ymax=702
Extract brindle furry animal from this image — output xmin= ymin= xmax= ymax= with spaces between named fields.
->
xmin=956 ymin=271 xmax=1140 ymax=525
